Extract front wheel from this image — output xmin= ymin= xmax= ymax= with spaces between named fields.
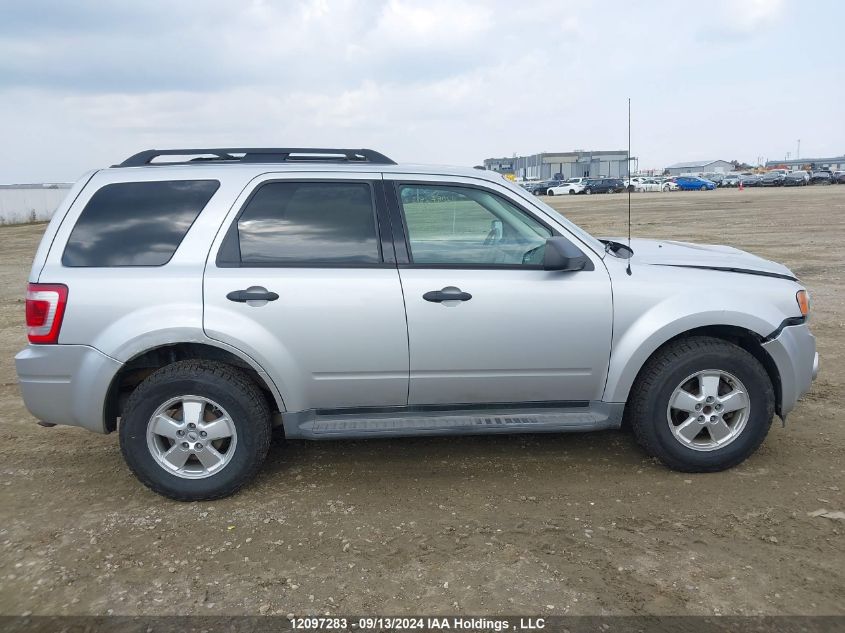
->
xmin=628 ymin=336 xmax=774 ymax=472
xmin=585 ymin=188 xmax=592 ymax=195
xmin=119 ymin=360 xmax=272 ymax=500
xmin=700 ymin=185 xmax=707 ymax=191
xmin=547 ymin=190 xmax=555 ymax=196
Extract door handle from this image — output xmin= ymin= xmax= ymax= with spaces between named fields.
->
xmin=226 ymin=288 xmax=279 ymax=303
xmin=423 ymin=288 xmax=472 ymax=303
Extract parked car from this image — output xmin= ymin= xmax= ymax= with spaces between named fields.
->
xmin=760 ymin=171 xmax=786 ymax=187
xmin=548 ymin=179 xmax=587 ymax=195
xmin=708 ymin=174 xmax=725 ymax=187
xmin=783 ymin=171 xmax=809 ymax=187
xmin=675 ymin=176 xmax=717 ymax=191
xmin=625 ymin=177 xmax=647 ymax=192
xmin=522 ymin=180 xmax=551 ymax=194
xmin=660 ymin=178 xmax=679 ymax=191
xmin=583 ymin=178 xmax=625 ymax=194
xmin=720 ymin=174 xmax=741 ymax=188
xmin=739 ymin=174 xmax=762 ymax=187
xmin=833 ymin=171 xmax=845 ymax=184
xmin=810 ymin=171 xmax=833 ymax=185
xmin=624 ymin=177 xmax=664 ymax=193
xmin=533 ymin=180 xmax=563 ymax=195
xmin=634 ymin=178 xmax=665 ymax=192
xmin=15 ymin=146 xmax=818 ymax=500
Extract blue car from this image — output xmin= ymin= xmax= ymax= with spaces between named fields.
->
xmin=676 ymin=176 xmax=717 ymax=191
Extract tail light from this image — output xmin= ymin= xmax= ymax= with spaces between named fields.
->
xmin=26 ymin=283 xmax=68 ymax=344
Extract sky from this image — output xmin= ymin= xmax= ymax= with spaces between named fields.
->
xmin=0 ymin=0 xmax=843 ymax=183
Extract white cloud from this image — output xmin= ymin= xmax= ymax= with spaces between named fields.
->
xmin=730 ymin=0 xmax=786 ymax=29
xmin=0 ymin=0 xmax=842 ymax=182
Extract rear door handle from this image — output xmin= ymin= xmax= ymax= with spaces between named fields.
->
xmin=423 ymin=288 xmax=472 ymax=303
xmin=226 ymin=288 xmax=279 ymax=303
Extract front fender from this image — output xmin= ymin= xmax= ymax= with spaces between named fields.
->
xmin=602 ymin=266 xmax=801 ymax=404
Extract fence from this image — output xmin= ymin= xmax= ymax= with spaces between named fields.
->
xmin=0 ymin=184 xmax=73 ymax=225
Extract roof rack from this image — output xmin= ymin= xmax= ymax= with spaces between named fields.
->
xmin=116 ymin=148 xmax=397 ymax=168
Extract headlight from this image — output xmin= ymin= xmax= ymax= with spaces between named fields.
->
xmin=796 ymin=290 xmax=810 ymax=317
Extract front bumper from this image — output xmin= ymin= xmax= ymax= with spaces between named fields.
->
xmin=761 ymin=323 xmax=817 ymax=418
xmin=15 ymin=344 xmax=123 ymax=434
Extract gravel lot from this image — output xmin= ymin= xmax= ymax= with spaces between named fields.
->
xmin=0 ymin=185 xmax=843 ymax=616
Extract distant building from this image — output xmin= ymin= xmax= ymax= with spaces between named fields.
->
xmin=483 ymin=157 xmax=516 ymax=174
xmin=0 ymin=183 xmax=72 ymax=225
xmin=765 ymin=156 xmax=845 ymax=171
xmin=665 ymin=160 xmax=733 ymax=176
xmin=483 ymin=150 xmax=630 ymax=181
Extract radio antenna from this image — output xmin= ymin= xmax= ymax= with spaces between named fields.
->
xmin=626 ymin=97 xmax=632 ymax=276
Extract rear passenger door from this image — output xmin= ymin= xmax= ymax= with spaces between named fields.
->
xmin=203 ymin=173 xmax=409 ymax=413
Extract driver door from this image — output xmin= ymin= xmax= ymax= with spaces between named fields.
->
xmin=387 ymin=177 xmax=613 ymax=406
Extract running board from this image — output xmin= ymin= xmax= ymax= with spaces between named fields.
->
xmin=282 ymin=402 xmax=623 ymax=440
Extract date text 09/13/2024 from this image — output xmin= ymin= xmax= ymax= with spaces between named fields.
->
xmin=289 ymin=616 xmax=547 ymax=630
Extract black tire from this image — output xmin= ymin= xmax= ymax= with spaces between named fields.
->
xmin=700 ymin=185 xmax=707 ymax=191
xmin=585 ymin=188 xmax=592 ymax=195
xmin=628 ymin=336 xmax=774 ymax=472
xmin=547 ymin=189 xmax=555 ymax=196
xmin=119 ymin=360 xmax=272 ymax=501
xmin=568 ymin=189 xmax=576 ymax=195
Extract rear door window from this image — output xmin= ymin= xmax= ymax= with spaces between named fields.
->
xmin=62 ymin=180 xmax=219 ymax=267
xmin=218 ymin=181 xmax=381 ymax=266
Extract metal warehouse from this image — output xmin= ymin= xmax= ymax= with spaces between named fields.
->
xmin=664 ymin=160 xmax=733 ymax=176
xmin=484 ymin=150 xmax=630 ymax=180
xmin=766 ymin=156 xmax=845 ymax=171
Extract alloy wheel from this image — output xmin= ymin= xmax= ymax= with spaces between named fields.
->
xmin=146 ymin=395 xmax=238 ymax=479
xmin=666 ymin=369 xmax=750 ymax=451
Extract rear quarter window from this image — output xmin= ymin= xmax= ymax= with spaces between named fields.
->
xmin=62 ymin=180 xmax=220 ymax=267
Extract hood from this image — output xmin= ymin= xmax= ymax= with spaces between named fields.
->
xmin=603 ymin=237 xmax=797 ymax=280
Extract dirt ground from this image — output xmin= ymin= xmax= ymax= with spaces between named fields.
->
xmin=0 ymin=185 xmax=842 ymax=617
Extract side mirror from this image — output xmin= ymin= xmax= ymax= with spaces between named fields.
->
xmin=543 ymin=237 xmax=590 ymax=272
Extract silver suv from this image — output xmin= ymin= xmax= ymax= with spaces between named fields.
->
xmin=15 ymin=148 xmax=819 ymax=500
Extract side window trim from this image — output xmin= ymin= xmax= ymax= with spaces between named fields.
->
xmin=387 ymin=180 xmax=568 ymax=270
xmin=216 ymin=178 xmax=392 ymax=269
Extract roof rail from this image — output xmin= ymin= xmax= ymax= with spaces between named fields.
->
xmin=116 ymin=148 xmax=397 ymax=168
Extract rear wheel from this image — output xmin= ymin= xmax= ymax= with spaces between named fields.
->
xmin=119 ymin=360 xmax=272 ymax=500
xmin=628 ymin=336 xmax=774 ymax=472
xmin=547 ymin=189 xmax=555 ymax=196
xmin=700 ymin=185 xmax=707 ymax=191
